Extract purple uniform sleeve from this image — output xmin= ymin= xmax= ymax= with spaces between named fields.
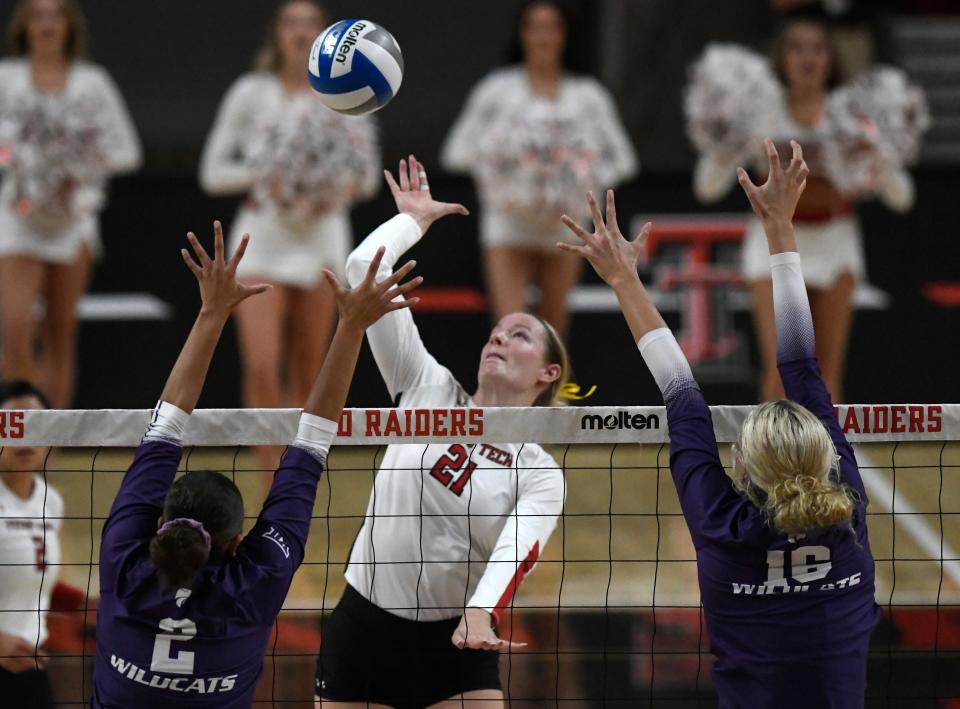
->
xmin=640 ymin=330 xmax=756 ymax=547
xmin=222 ymin=446 xmax=324 ymax=623
xmin=100 ymin=440 xmax=182 ymax=594
xmin=771 ymin=252 xmax=866 ymax=503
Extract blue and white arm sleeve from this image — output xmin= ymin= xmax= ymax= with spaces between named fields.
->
xmin=771 ymin=252 xmax=815 ymax=363
xmin=638 ymin=328 xmax=697 ymax=402
xmin=292 ymin=413 xmax=338 ymax=463
xmin=143 ymin=401 xmax=189 ymax=444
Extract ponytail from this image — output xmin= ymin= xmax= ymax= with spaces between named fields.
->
xmin=149 ymin=519 xmax=211 ymax=589
xmin=736 ymin=399 xmax=855 ymax=535
xmin=150 ymin=471 xmax=245 ymax=589
xmin=765 ymin=474 xmax=855 ymax=537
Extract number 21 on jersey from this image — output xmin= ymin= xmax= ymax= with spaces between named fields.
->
xmin=430 ymin=444 xmax=476 ymax=497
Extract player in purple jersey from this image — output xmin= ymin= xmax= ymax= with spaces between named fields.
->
xmin=91 ymin=221 xmax=421 ymax=708
xmin=560 ymin=139 xmax=879 ymax=708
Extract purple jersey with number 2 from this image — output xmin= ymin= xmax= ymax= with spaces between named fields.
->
xmin=655 ymin=252 xmax=879 ymax=708
xmin=91 ymin=440 xmax=323 ymax=708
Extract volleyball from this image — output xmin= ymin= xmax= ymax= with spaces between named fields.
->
xmin=307 ymin=19 xmax=404 ymax=115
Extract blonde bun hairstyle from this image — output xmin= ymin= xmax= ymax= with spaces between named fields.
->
xmin=734 ymin=400 xmax=854 ymax=536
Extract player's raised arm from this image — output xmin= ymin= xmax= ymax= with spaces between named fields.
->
xmin=345 ymin=156 xmax=468 ymax=399
xmin=560 ymin=191 xmax=741 ymax=545
xmin=738 ymin=139 xmax=863 ymax=495
xmin=159 ymin=224 xmax=269 ymax=415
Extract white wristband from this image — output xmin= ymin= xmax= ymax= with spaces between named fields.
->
xmin=144 ymin=401 xmax=189 ymax=443
xmin=293 ymin=413 xmax=338 ymax=461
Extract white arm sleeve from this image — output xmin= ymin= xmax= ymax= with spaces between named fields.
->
xmin=440 ymin=73 xmax=502 ymax=173
xmin=199 ymin=77 xmax=259 ymax=195
xmin=587 ymin=80 xmax=638 ymax=185
xmin=770 ymin=251 xmax=816 ymax=362
xmin=292 ymin=413 xmax=337 ymax=463
xmin=91 ymin=67 xmax=142 ymax=175
xmin=637 ymin=328 xmax=695 ymax=397
xmin=877 ymin=166 xmax=915 ymax=213
xmin=143 ymin=401 xmax=189 ymax=444
xmin=693 ymin=152 xmax=740 ymax=204
xmin=467 ymin=457 xmax=564 ymax=623
xmin=345 ymin=214 xmax=447 ymax=399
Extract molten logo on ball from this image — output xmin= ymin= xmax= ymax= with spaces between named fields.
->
xmin=308 ymin=19 xmax=404 ymax=115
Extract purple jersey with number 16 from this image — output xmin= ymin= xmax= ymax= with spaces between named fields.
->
xmin=649 ymin=252 xmax=880 ymax=708
xmin=91 ymin=439 xmax=323 ymax=708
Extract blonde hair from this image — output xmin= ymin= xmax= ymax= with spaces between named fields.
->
xmin=532 ymin=316 xmax=571 ymax=407
xmin=254 ymin=0 xmax=326 ymax=73
xmin=7 ymin=0 xmax=88 ymax=59
xmin=734 ymin=400 xmax=854 ymax=536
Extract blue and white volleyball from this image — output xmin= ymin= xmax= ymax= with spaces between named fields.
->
xmin=308 ymin=20 xmax=404 ymax=115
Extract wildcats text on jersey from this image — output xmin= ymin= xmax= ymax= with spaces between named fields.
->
xmin=109 ymin=654 xmax=237 ymax=694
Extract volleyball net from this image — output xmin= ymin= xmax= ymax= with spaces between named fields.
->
xmin=3 ymin=404 xmax=959 ymax=707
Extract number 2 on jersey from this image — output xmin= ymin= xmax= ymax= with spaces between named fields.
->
xmin=150 ymin=617 xmax=197 ymax=674
xmin=430 ymin=444 xmax=476 ymax=496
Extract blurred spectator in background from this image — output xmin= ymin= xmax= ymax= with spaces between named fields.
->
xmin=0 ymin=380 xmax=60 ymax=708
xmin=770 ymin=0 xmax=885 ymax=79
xmin=441 ymin=0 xmax=636 ymax=339
xmin=199 ymin=0 xmax=379 ymax=474
xmin=688 ymin=16 xmax=926 ymax=401
xmin=0 ymin=0 xmax=141 ymax=408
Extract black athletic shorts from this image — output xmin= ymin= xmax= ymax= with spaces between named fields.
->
xmin=315 ymin=584 xmax=502 ymax=708
xmin=0 ymin=667 xmax=54 ymax=709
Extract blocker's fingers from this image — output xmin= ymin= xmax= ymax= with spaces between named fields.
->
xmin=556 ymin=241 xmax=590 ymax=257
xmin=321 ymin=269 xmax=346 ymax=297
xmin=380 ymin=259 xmax=417 ymax=290
xmin=586 ymin=191 xmax=604 ymax=231
xmin=790 ymin=139 xmax=803 ymax=166
xmin=228 ymin=233 xmax=250 ymax=271
xmin=560 ymin=214 xmax=592 ymax=243
xmin=398 ymin=158 xmax=410 ymax=191
xmin=795 ymin=161 xmax=810 ymax=185
xmin=363 ymin=247 xmax=387 ymax=285
xmin=187 ymin=232 xmax=212 ymax=266
xmin=213 ymin=220 xmax=225 ymax=263
xmin=764 ymin=138 xmax=781 ymax=177
xmin=384 ymin=276 xmax=423 ymax=300
xmin=386 ymin=296 xmax=419 ymax=312
xmin=737 ymin=167 xmax=759 ymax=196
xmin=605 ymin=189 xmax=619 ymax=231
xmin=634 ymin=221 xmax=653 ymax=246
xmin=181 ymin=248 xmax=202 ymax=278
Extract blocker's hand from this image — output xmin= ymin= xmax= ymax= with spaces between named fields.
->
xmin=451 ymin=608 xmax=526 ymax=652
xmin=181 ymin=221 xmax=270 ymax=317
xmin=737 ymin=139 xmax=809 ymax=231
xmin=385 ymin=154 xmax=469 ymax=234
xmin=322 ymin=246 xmax=422 ymax=334
xmin=559 ymin=190 xmax=651 ymax=290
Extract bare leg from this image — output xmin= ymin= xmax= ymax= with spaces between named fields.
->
xmin=429 ymin=690 xmax=504 ymax=708
xmin=0 ymin=256 xmax=47 ymax=386
xmin=39 ymin=247 xmax=93 ymax=407
xmin=750 ymin=278 xmax=784 ymax=401
xmin=808 ymin=273 xmax=855 ymax=403
xmin=286 ymin=277 xmax=337 ymax=407
xmin=234 ymin=281 xmax=289 ymax=474
xmin=483 ymin=246 xmax=536 ymax=322
xmin=534 ymin=248 xmax=582 ymax=340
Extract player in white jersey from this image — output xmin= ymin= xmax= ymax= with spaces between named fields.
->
xmin=0 ymin=380 xmax=61 ymax=708
xmin=315 ymin=157 xmax=567 ymax=709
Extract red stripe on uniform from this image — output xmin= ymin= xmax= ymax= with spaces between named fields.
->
xmin=491 ymin=541 xmax=540 ymax=625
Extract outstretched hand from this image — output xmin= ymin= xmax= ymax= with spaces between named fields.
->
xmin=737 ymin=139 xmax=809 ymax=230
xmin=384 ymin=155 xmax=469 ymax=234
xmin=322 ymin=246 xmax=422 ymax=334
xmin=181 ymin=222 xmax=270 ymax=317
xmin=559 ymin=190 xmax=650 ymax=289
